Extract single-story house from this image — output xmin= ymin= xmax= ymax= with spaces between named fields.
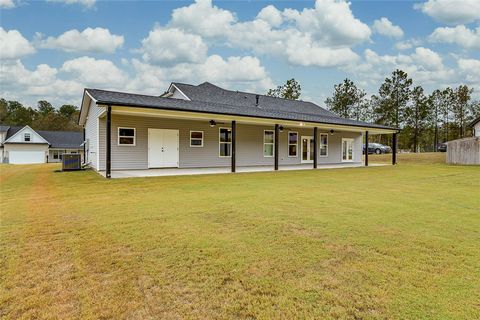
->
xmin=446 ymin=116 xmax=480 ymax=165
xmin=79 ymin=82 xmax=399 ymax=178
xmin=0 ymin=125 xmax=84 ymax=164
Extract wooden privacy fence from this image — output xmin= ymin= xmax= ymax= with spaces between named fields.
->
xmin=446 ymin=137 xmax=480 ymax=165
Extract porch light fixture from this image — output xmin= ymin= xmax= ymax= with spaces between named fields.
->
xmin=279 ymin=126 xmax=284 ymax=132
xmin=330 ymin=129 xmax=335 ymax=135
xmin=209 ymin=120 xmax=217 ymax=127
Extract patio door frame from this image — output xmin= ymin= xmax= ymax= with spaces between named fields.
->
xmin=148 ymin=128 xmax=179 ymax=168
xmin=301 ymin=135 xmax=314 ymax=163
xmin=342 ymin=138 xmax=354 ymax=162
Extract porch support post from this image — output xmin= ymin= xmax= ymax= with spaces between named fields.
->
xmin=313 ymin=127 xmax=318 ymax=169
xmin=231 ymin=120 xmax=236 ymax=173
xmin=106 ymin=105 xmax=112 ymax=178
xmin=365 ymin=131 xmax=369 ymax=167
xmin=274 ymin=124 xmax=279 ymax=170
xmin=392 ymin=132 xmax=397 ymax=165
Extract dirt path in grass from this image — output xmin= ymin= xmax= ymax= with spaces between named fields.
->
xmin=2 ymin=167 xmax=82 ymax=319
xmin=1 ymin=166 xmax=160 ymax=319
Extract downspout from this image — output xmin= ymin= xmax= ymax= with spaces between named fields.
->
xmin=83 ymin=126 xmax=86 ymax=165
xmin=106 ymin=105 xmax=112 ymax=178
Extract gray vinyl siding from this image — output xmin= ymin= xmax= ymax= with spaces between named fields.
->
xmin=47 ymin=149 xmax=84 ymax=163
xmin=84 ymin=100 xmax=105 ymax=170
xmin=98 ymin=114 xmax=363 ymax=170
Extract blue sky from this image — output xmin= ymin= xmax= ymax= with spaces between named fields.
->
xmin=1 ymin=0 xmax=479 ymax=107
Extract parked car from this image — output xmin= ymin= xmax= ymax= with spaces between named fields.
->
xmin=437 ymin=143 xmax=447 ymax=152
xmin=363 ymin=143 xmax=392 ymax=154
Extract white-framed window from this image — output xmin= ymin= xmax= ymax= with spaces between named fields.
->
xmin=320 ymin=133 xmax=328 ymax=157
xmin=118 ymin=127 xmax=135 ymax=146
xmin=52 ymin=150 xmax=64 ymax=160
xmin=263 ymin=130 xmax=275 ymax=157
xmin=219 ymin=127 xmax=232 ymax=157
xmin=288 ymin=131 xmax=298 ymax=157
xmin=190 ymin=131 xmax=204 ymax=147
xmin=24 ymin=133 xmax=31 ymax=142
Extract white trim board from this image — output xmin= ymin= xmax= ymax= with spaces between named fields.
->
xmin=3 ymin=125 xmax=50 ymax=145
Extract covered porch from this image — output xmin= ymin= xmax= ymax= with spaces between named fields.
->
xmin=99 ymin=105 xmax=398 ymax=178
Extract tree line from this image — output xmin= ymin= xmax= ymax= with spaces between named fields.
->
xmin=0 ymin=99 xmax=82 ymax=131
xmin=269 ymin=71 xmax=480 ymax=152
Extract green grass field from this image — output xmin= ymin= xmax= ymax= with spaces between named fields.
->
xmin=1 ymin=153 xmax=479 ymax=319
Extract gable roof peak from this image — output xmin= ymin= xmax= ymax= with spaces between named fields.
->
xmin=3 ymin=125 xmax=50 ymax=145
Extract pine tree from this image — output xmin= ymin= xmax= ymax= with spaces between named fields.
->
xmin=375 ymin=69 xmax=412 ymax=128
xmin=267 ymin=79 xmax=301 ymax=100
xmin=325 ymin=79 xmax=370 ymax=120
xmin=405 ymin=86 xmax=430 ymax=152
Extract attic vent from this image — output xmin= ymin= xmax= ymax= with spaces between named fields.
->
xmin=255 ymin=95 xmax=259 ymax=106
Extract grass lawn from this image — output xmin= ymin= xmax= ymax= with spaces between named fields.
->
xmin=1 ymin=153 xmax=479 ymax=319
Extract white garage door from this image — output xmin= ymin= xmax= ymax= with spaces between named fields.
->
xmin=9 ymin=151 xmax=45 ymax=164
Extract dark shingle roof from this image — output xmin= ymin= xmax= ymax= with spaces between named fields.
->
xmin=85 ymin=83 xmax=397 ymax=131
xmin=173 ymin=82 xmax=338 ymax=117
xmin=4 ymin=126 xmax=22 ymax=139
xmin=37 ymin=130 xmax=83 ymax=148
xmin=2 ymin=125 xmax=83 ymax=148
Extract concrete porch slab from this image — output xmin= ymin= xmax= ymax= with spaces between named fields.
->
xmin=99 ymin=163 xmax=387 ymax=179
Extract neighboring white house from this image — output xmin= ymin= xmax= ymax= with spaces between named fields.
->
xmin=472 ymin=116 xmax=480 ymax=138
xmin=0 ymin=125 xmax=84 ymax=164
xmin=78 ymin=82 xmax=399 ymax=178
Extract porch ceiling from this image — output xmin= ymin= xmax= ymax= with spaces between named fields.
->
xmin=106 ymin=105 xmax=397 ymax=135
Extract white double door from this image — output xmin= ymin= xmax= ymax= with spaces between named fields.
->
xmin=148 ymin=129 xmax=179 ymax=168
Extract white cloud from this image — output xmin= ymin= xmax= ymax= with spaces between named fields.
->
xmin=0 ymin=60 xmax=82 ymax=104
xmin=458 ymin=58 xmax=480 ymax=83
xmin=196 ymin=55 xmax=272 ymax=86
xmin=256 ymin=5 xmax=283 ymax=27
xmin=395 ymin=38 xmax=422 ymax=50
xmin=0 ymin=56 xmax=131 ymax=106
xmin=140 ymin=27 xmax=208 ymax=65
xmin=170 ymin=0 xmax=236 ymax=38
xmin=283 ymin=0 xmax=371 ymax=46
xmin=411 ymin=47 xmax=443 ymax=71
xmin=166 ymin=0 xmax=369 ymax=68
xmin=414 ymin=0 xmax=480 ymax=24
xmin=38 ymin=27 xmax=124 ymax=53
xmin=0 ymin=28 xmax=36 ymax=60
xmin=47 ymin=0 xmax=96 ymax=8
xmin=0 ymin=0 xmax=15 ymax=8
xmin=61 ymin=56 xmax=127 ymax=85
xmin=127 ymin=55 xmax=273 ymax=95
xmin=284 ymin=33 xmax=359 ymax=67
xmin=372 ymin=17 xmax=404 ymax=38
xmin=429 ymin=25 xmax=480 ymax=50
xmin=345 ymin=47 xmax=453 ymax=88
